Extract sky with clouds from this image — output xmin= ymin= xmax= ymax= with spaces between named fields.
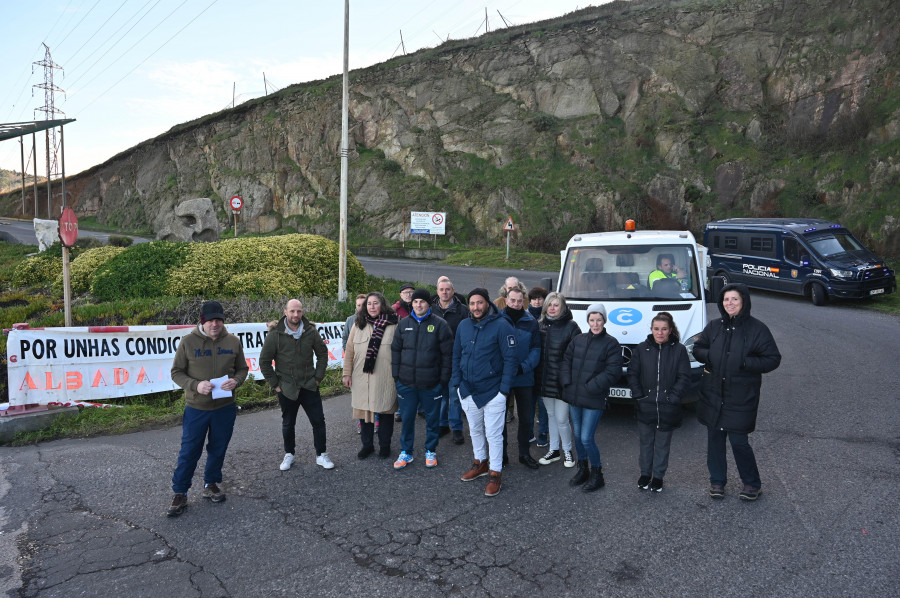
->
xmin=1 ymin=0 xmax=600 ymax=177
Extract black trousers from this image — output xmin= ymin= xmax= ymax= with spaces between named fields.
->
xmin=278 ymin=388 xmax=327 ymax=455
xmin=360 ymin=414 xmax=395 ymax=451
xmin=502 ymin=386 xmax=535 ymax=458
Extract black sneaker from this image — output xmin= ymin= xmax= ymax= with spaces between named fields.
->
xmin=649 ymin=478 xmax=663 ymax=492
xmin=538 ymin=450 xmax=561 ymax=465
xmin=739 ymin=485 xmax=761 ymax=501
xmin=638 ymin=475 xmax=651 ymax=490
xmin=167 ymin=493 xmax=187 ymax=517
xmin=452 ymin=430 xmax=464 ymax=445
xmin=394 ymin=412 xmax=402 ymax=423
xmin=709 ymin=484 xmax=726 ymax=499
xmin=202 ymin=483 xmax=226 ymax=503
xmin=439 ymin=425 xmax=451 ymax=437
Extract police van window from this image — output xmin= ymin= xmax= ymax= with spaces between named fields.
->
xmin=724 ymin=235 xmax=737 ymax=250
xmin=807 ymin=232 xmax=864 ymax=258
xmin=748 ymin=235 xmax=776 ymax=257
xmin=784 ymin=237 xmax=800 ymax=264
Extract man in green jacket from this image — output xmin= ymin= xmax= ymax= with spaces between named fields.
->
xmin=260 ymin=299 xmax=333 ymax=472
xmin=167 ymin=300 xmax=248 ymax=517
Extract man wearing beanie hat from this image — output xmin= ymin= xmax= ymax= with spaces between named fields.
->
xmin=391 ymin=284 xmax=416 ymax=423
xmin=390 ymin=288 xmax=454 ymax=469
xmin=452 ymin=287 xmax=518 ymax=496
xmin=167 ymin=300 xmax=248 ymax=517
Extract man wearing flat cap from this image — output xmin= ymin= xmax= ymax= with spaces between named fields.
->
xmin=167 ymin=300 xmax=248 ymax=517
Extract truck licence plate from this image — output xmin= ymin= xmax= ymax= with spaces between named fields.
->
xmin=870 ymin=288 xmax=885 ymax=295
xmin=608 ymin=387 xmax=632 ymax=399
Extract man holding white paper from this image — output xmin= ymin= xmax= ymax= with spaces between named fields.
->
xmin=167 ymin=300 xmax=248 ymax=517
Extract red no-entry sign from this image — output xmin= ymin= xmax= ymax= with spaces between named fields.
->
xmin=230 ymin=196 xmax=243 ymax=211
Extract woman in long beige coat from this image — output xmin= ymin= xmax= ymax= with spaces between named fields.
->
xmin=343 ymin=291 xmax=398 ymax=460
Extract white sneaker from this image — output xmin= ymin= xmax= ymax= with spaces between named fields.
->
xmin=316 ymin=453 xmax=335 ymax=469
xmin=563 ymin=450 xmax=575 ymax=468
xmin=279 ymin=453 xmax=294 ymax=471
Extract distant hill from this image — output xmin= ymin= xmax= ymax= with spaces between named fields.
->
xmin=0 ymin=169 xmax=45 ymax=194
xmin=1 ymin=0 xmax=898 ymax=256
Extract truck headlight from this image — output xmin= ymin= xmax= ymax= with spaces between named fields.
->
xmin=684 ymin=333 xmax=701 ymax=362
xmin=829 ymin=268 xmax=854 ymax=279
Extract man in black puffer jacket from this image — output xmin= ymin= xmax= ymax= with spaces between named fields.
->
xmin=693 ymin=283 xmax=781 ymax=501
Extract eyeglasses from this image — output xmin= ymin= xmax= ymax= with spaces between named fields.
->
xmin=400 ymin=290 xmax=413 ymax=295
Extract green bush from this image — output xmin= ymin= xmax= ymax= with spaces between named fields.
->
xmin=91 ymin=241 xmax=190 ymax=301
xmin=11 ymin=254 xmax=62 ymax=287
xmin=108 ymin=235 xmax=134 ymax=247
xmin=52 ymin=245 xmax=126 ymax=295
xmin=166 ymin=234 xmax=367 ymax=298
xmin=74 ymin=237 xmax=104 ymax=251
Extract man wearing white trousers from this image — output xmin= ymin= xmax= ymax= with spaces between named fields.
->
xmin=451 ymin=288 xmax=518 ymax=497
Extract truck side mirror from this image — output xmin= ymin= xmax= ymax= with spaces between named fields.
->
xmin=540 ymin=277 xmax=554 ymax=293
xmin=708 ymin=276 xmax=726 ymax=303
xmin=800 ymin=255 xmax=811 ymax=267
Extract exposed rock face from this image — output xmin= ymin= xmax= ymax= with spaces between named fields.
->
xmin=157 ymin=198 xmax=220 ymax=243
xmin=2 ymin=0 xmax=898 ymax=255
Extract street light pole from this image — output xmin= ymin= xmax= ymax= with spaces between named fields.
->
xmin=337 ymin=0 xmax=350 ymax=302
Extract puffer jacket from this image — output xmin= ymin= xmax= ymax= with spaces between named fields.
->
xmin=431 ymin=296 xmax=469 ymax=336
xmin=535 ymin=308 xmax=581 ymax=399
xmin=502 ymin=308 xmax=541 ymax=388
xmin=450 ymin=305 xmax=518 ymax=408
xmin=693 ymin=283 xmax=781 ymax=434
xmin=259 ymin=316 xmax=327 ymax=400
xmin=560 ymin=329 xmax=622 ymax=409
xmin=391 ymin=310 xmax=454 ymax=389
xmin=627 ymin=332 xmax=691 ymax=431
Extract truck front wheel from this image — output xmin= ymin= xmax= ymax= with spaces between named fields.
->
xmin=810 ymin=282 xmax=828 ymax=306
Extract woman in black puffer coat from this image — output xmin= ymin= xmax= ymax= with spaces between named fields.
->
xmin=535 ymin=292 xmax=582 ymax=468
xmin=627 ymin=312 xmax=691 ymax=493
xmin=693 ymin=283 xmax=781 ymax=502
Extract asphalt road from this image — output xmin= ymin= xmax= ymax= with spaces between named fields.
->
xmin=1 ymin=262 xmax=899 ymax=597
xmin=0 ymin=217 xmax=150 ymax=245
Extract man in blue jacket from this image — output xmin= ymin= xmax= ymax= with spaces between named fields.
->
xmin=501 ymin=286 xmax=542 ymax=469
xmin=390 ymin=288 xmax=454 ymax=470
xmin=452 ymin=288 xmax=518 ymax=497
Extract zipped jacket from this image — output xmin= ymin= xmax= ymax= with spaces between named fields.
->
xmin=391 ymin=310 xmax=454 ymax=389
xmin=536 ymin=308 xmax=581 ymax=398
xmin=171 ymin=325 xmax=248 ymax=411
xmin=259 ymin=316 xmax=328 ymax=400
xmin=627 ymin=333 xmax=691 ymax=431
xmin=560 ymin=329 xmax=622 ymax=409
xmin=502 ymin=308 xmax=541 ymax=388
xmin=451 ymin=306 xmax=518 ymax=408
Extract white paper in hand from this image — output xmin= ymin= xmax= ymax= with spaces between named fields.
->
xmin=210 ymin=375 xmax=232 ymax=399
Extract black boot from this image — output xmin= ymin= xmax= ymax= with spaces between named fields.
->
xmin=569 ymin=460 xmax=589 ymax=486
xmin=582 ymin=466 xmax=605 ymax=492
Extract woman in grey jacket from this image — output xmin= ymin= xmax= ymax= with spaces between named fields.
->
xmin=626 ymin=312 xmax=691 ymax=493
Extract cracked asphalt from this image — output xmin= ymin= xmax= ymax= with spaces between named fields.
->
xmin=2 ymin=291 xmax=898 ymax=597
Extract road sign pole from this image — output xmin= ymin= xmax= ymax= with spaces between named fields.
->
xmin=234 ymin=212 xmax=238 ymax=237
xmin=506 ymin=231 xmax=510 ymax=261
xmin=62 ymin=246 xmax=72 ymax=326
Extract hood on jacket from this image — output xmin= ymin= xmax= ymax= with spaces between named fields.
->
xmin=717 ymin=282 xmax=752 ymax=320
xmin=273 ymin=315 xmax=312 ymax=333
xmin=643 ymin=331 xmax=681 ymax=346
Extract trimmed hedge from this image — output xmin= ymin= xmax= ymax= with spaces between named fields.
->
xmin=91 ymin=241 xmax=190 ymax=301
xmin=52 ymin=245 xmax=126 ymax=295
xmin=12 ymin=254 xmax=62 ymax=287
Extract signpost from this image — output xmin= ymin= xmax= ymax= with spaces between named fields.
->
xmin=410 ymin=211 xmax=446 ymax=248
xmin=230 ymin=196 xmax=242 ymax=237
xmin=58 ymin=207 xmax=78 ymax=326
xmin=502 ymin=216 xmax=516 ymax=261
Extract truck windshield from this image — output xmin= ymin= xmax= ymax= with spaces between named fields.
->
xmin=806 ymin=232 xmax=865 ymax=258
xmin=559 ymin=245 xmax=701 ymax=301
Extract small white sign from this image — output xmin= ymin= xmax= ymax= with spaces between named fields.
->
xmin=503 ymin=216 xmax=516 ymax=231
xmin=410 ymin=211 xmax=446 ymax=235
xmin=230 ymin=196 xmax=243 ymax=211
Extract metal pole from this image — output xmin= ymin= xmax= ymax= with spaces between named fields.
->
xmin=60 ymin=126 xmax=66 ymax=209
xmin=20 ymin=137 xmax=26 ymax=214
xmin=506 ymin=231 xmax=510 ymax=261
xmin=32 ymin=132 xmax=38 ymax=218
xmin=337 ymin=0 xmax=349 ymax=302
xmin=60 ymin=124 xmax=72 ymax=326
xmin=234 ymin=212 xmax=238 ymax=237
xmin=46 ymin=129 xmax=51 ymax=217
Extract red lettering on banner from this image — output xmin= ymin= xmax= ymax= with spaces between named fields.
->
xmin=327 ymin=349 xmax=338 ymax=362
xmin=92 ymin=370 xmax=109 ymax=387
xmin=45 ymin=372 xmax=62 ymax=390
xmin=114 ymin=368 xmax=129 ymax=385
xmin=20 ymin=372 xmax=38 ymax=390
xmin=246 ymin=357 xmax=258 ymax=372
xmin=136 ymin=367 xmax=149 ymax=383
xmin=66 ymin=371 xmax=82 ymax=390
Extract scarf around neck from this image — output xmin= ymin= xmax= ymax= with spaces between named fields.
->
xmin=363 ymin=313 xmax=396 ymax=373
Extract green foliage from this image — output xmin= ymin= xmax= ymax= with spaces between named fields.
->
xmin=165 ymin=234 xmax=367 ymax=298
xmin=51 ymin=246 xmax=125 ymax=295
xmin=12 ymin=253 xmax=62 ymax=287
xmin=91 ymin=241 xmax=190 ymax=301
xmin=0 ymin=242 xmax=38 ymax=285
xmin=107 ymin=235 xmax=133 ymax=247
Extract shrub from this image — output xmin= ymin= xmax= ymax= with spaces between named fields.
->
xmin=12 ymin=254 xmax=62 ymax=287
xmin=91 ymin=241 xmax=190 ymax=301
xmin=166 ymin=234 xmax=367 ymax=298
xmin=52 ymin=246 xmax=126 ymax=295
xmin=74 ymin=237 xmax=104 ymax=251
xmin=108 ymin=235 xmax=134 ymax=247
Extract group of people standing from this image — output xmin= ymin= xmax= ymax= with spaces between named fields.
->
xmin=164 ymin=276 xmax=780 ymax=514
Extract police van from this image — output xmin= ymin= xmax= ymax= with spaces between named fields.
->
xmin=704 ymin=218 xmax=896 ymax=305
xmin=552 ymin=221 xmax=711 ymax=404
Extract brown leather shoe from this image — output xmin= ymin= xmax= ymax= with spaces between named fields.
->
xmin=460 ymin=459 xmax=489 ymax=481
xmin=485 ymin=471 xmax=502 ymax=497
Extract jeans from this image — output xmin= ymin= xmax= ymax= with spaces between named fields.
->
xmin=569 ymin=405 xmax=604 ymax=467
xmin=396 ymin=382 xmax=443 ymax=454
xmin=439 ymin=384 xmax=463 ymax=431
xmin=638 ymin=421 xmax=673 ymax=479
xmin=534 ymin=393 xmax=549 ymax=442
xmin=543 ymin=396 xmax=573 ymax=452
xmin=502 ymin=386 xmax=536 ymax=457
xmin=460 ymin=391 xmax=506 ymax=473
xmin=278 ymin=388 xmax=327 ymax=456
xmin=172 ymin=404 xmax=237 ymax=494
xmin=707 ymin=427 xmax=761 ymax=489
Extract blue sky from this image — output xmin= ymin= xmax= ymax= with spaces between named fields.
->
xmin=1 ymin=0 xmax=599 ymax=176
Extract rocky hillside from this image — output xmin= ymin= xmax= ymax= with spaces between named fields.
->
xmin=2 ymin=0 xmax=899 ymax=255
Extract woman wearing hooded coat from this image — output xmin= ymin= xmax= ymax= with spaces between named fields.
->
xmin=343 ymin=292 xmax=399 ymax=460
xmin=693 ymin=283 xmax=781 ymax=501
xmin=626 ymin=312 xmax=691 ymax=493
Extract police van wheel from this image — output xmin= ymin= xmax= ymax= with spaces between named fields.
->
xmin=717 ymin=270 xmax=730 ymax=284
xmin=810 ymin=283 xmax=828 ymax=306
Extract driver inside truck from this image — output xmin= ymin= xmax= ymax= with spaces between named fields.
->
xmin=648 ymin=253 xmax=686 ymax=289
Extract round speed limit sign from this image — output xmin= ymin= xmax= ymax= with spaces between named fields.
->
xmin=230 ymin=196 xmax=243 ymax=211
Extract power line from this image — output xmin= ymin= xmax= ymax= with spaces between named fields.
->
xmin=53 ymin=0 xmax=103 ymax=52
xmin=63 ymin=0 xmax=132 ymax=64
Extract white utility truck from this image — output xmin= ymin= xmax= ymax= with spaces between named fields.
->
xmin=552 ymin=221 xmax=711 ymax=404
